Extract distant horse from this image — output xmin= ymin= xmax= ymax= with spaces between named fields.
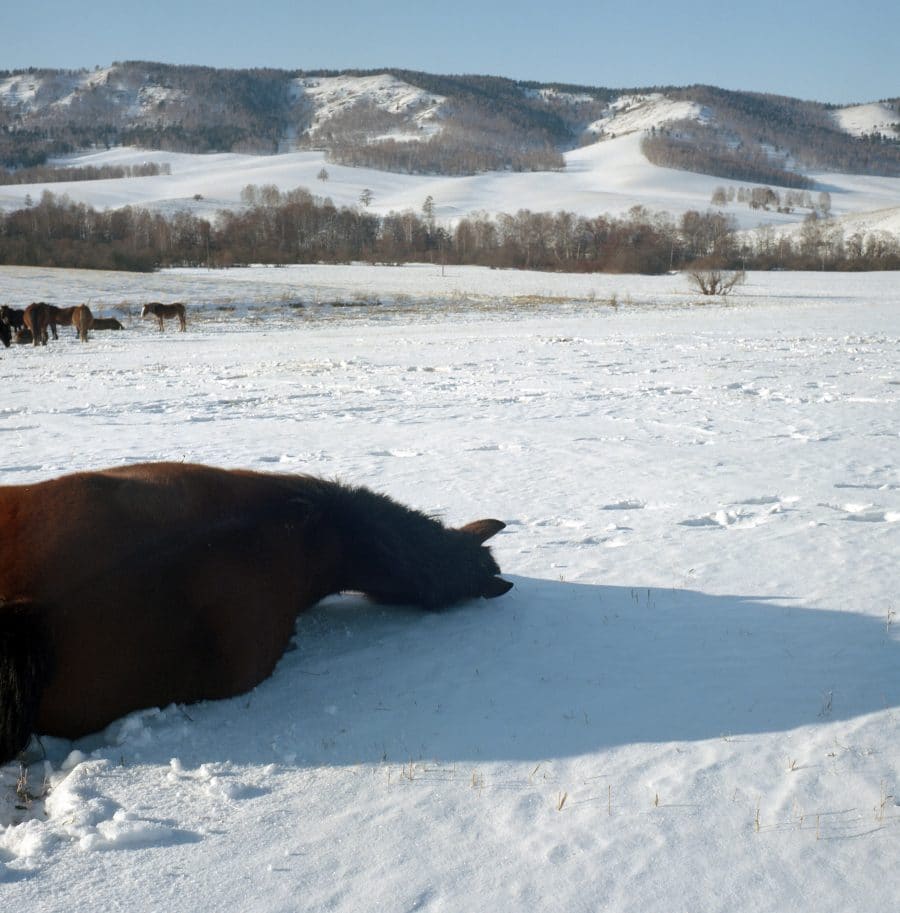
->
xmin=141 ymin=302 xmax=187 ymax=332
xmin=23 ymin=302 xmax=54 ymax=346
xmin=92 ymin=317 xmax=124 ymax=331
xmin=72 ymin=304 xmax=93 ymax=342
xmin=0 ymin=306 xmax=25 ymax=333
xmin=51 ymin=305 xmax=77 ymax=339
xmin=0 ymin=463 xmax=512 ymax=761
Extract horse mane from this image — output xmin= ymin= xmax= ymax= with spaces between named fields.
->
xmin=293 ymin=476 xmax=505 ymax=608
xmin=0 ymin=603 xmax=54 ymax=762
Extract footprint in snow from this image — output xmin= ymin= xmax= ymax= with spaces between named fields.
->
xmin=680 ymin=498 xmax=795 ymax=529
xmin=822 ymin=502 xmax=900 ymax=523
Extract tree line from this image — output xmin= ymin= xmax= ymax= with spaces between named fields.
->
xmin=0 ymin=161 xmax=170 ymax=185
xmin=1 ymin=187 xmax=898 ymax=274
xmin=641 ymin=124 xmax=814 ymax=188
xmin=666 ymin=87 xmax=900 ymax=178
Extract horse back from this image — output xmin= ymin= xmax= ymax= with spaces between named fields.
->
xmin=0 ymin=465 xmax=340 ymax=740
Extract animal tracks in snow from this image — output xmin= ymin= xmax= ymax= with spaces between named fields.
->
xmin=679 ymin=496 xmax=799 ymax=530
xmin=820 ymin=501 xmax=900 ymax=523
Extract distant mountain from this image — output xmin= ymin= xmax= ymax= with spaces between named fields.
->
xmin=1 ymin=62 xmax=899 ymax=184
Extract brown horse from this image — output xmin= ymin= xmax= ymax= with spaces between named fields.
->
xmin=141 ymin=302 xmax=187 ymax=332
xmin=72 ymin=304 xmax=93 ymax=342
xmin=51 ymin=305 xmax=77 ymax=339
xmin=23 ymin=302 xmax=53 ymax=346
xmin=0 ymin=463 xmax=512 ymax=761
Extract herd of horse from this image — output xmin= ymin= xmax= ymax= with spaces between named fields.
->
xmin=0 ymin=301 xmax=187 ymax=349
xmin=0 ymin=462 xmax=512 ymax=763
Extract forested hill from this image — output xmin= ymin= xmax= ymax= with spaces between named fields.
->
xmin=1 ymin=62 xmax=898 ymax=184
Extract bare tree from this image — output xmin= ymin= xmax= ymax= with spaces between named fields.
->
xmin=686 ymin=266 xmax=746 ymax=296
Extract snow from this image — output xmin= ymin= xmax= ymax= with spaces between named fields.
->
xmin=832 ymin=102 xmax=899 ymax=138
xmin=1 ymin=264 xmax=899 ymax=911
xmin=524 ymin=87 xmax=596 ymax=105
xmin=585 ymin=92 xmax=708 ymax=137
xmin=294 ymin=73 xmax=445 ymax=140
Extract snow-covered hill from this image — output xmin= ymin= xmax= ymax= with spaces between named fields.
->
xmin=832 ymin=102 xmax=900 ymax=138
xmin=1 ymin=66 xmax=899 ymax=253
xmin=1 ymin=133 xmax=899 ymax=243
xmin=584 ymin=92 xmax=709 ymax=138
xmin=3 ymin=64 xmax=899 ymax=180
xmin=294 ymin=73 xmax=445 ymax=142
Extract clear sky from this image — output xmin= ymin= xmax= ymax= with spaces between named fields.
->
xmin=3 ymin=0 xmax=897 ymax=105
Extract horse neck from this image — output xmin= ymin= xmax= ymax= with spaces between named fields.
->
xmin=318 ymin=480 xmax=493 ymax=609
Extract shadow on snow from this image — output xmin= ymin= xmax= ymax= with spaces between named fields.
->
xmin=42 ymin=575 xmax=897 ymax=769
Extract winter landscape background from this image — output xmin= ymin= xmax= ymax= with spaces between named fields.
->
xmin=1 ymin=64 xmax=899 ymax=913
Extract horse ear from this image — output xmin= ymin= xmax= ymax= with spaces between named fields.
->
xmin=458 ymin=519 xmax=506 ymax=544
xmin=482 ymin=576 xmax=514 ymax=599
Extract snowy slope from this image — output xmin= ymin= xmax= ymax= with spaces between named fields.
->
xmin=1 ymin=265 xmax=899 ymax=911
xmin=294 ymin=73 xmax=445 ymax=140
xmin=0 ymin=67 xmax=184 ymax=119
xmin=832 ymin=102 xmax=899 ymax=138
xmin=2 ymin=133 xmax=900 ymax=237
xmin=585 ymin=92 xmax=708 ymax=137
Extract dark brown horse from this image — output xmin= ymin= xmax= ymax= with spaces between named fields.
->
xmin=0 ymin=317 xmax=9 ymax=349
xmin=72 ymin=304 xmax=93 ymax=342
xmin=0 ymin=463 xmax=512 ymax=761
xmin=141 ymin=302 xmax=187 ymax=332
xmin=0 ymin=306 xmax=25 ymax=333
xmin=92 ymin=317 xmax=124 ymax=331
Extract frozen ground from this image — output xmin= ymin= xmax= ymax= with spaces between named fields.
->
xmin=1 ymin=265 xmax=899 ymax=911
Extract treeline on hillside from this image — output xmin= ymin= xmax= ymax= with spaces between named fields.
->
xmin=1 ymin=188 xmax=899 ymax=274
xmin=668 ymin=87 xmax=900 ymax=177
xmin=0 ymin=63 xmax=294 ymax=165
xmin=0 ymin=63 xmax=582 ymax=174
xmin=311 ymin=97 xmax=566 ymax=174
xmin=328 ymin=124 xmax=564 ymax=176
xmin=642 ymin=123 xmax=814 ymax=188
xmin=0 ymin=161 xmax=170 ymax=185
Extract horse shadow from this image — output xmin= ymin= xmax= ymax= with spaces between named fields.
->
xmin=71 ymin=575 xmax=899 ymax=769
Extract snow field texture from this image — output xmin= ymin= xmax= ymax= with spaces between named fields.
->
xmin=0 ymin=264 xmax=898 ymax=912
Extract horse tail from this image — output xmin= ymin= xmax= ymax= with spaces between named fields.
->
xmin=0 ymin=604 xmax=53 ymax=764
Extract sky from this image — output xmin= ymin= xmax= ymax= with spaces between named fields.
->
xmin=2 ymin=0 xmax=898 ymax=105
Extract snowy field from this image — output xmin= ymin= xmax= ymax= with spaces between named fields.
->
xmin=1 ymin=264 xmax=899 ymax=911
